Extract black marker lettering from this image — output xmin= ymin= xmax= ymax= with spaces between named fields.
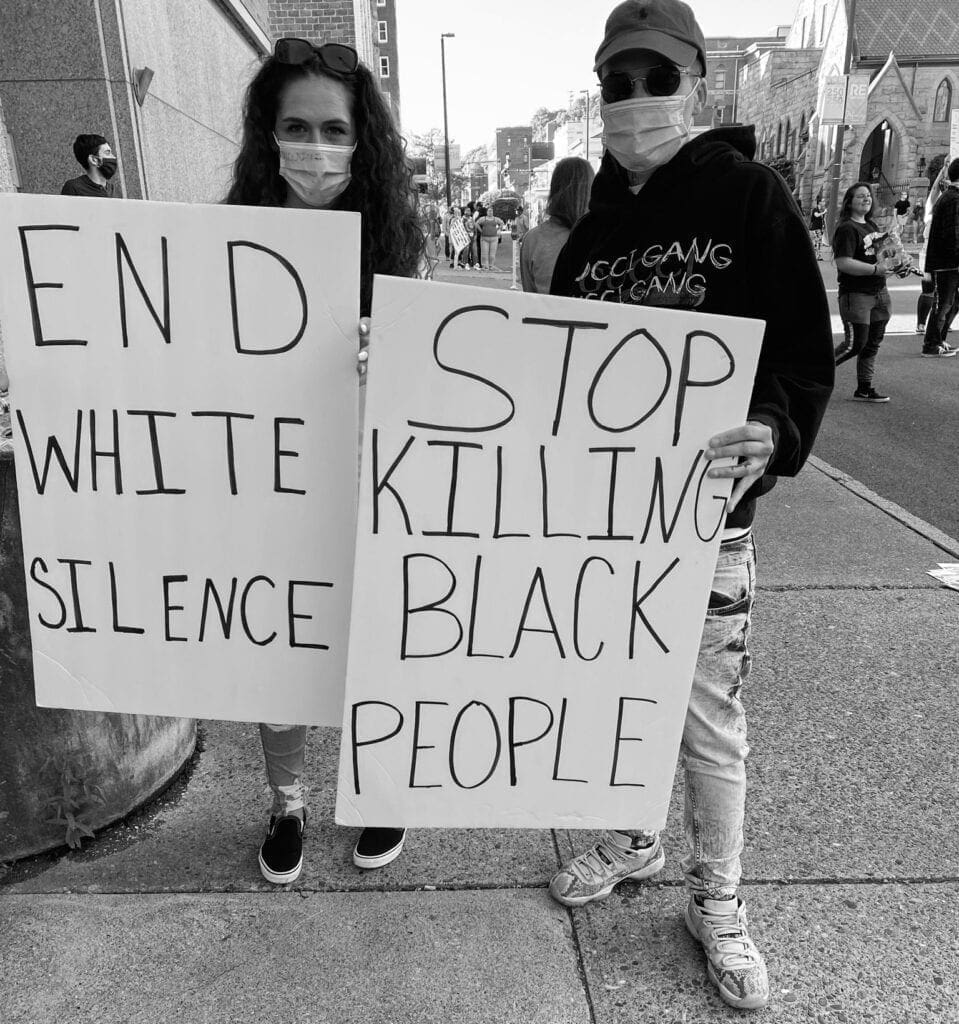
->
xmin=521 ymin=316 xmax=608 ymax=436
xmin=508 ymin=696 xmax=554 ymax=786
xmin=372 ymin=430 xmax=414 ymax=534
xmin=351 ymin=700 xmax=404 ymax=794
xmin=573 ymin=556 xmax=614 ymax=661
xmin=673 ymin=331 xmax=735 ymax=446
xmin=401 ymin=553 xmax=462 ymax=659
xmin=629 ymin=558 xmax=681 ymax=657
xmin=115 ymin=232 xmax=171 ymax=348
xmin=90 ymin=409 xmax=122 ymax=494
xmin=109 ymin=561 xmax=144 ymax=634
xmin=162 ymin=574 xmax=189 ymax=642
xmin=588 ymin=329 xmax=671 ymax=433
xmin=128 ymin=410 xmax=185 ymax=495
xmin=409 ymin=701 xmax=448 ymax=789
xmin=192 ymin=412 xmax=255 ymax=495
xmin=240 ymin=575 xmax=277 ymax=646
xmin=227 ymin=240 xmax=307 ymax=355
xmin=17 ymin=225 xmax=86 ymax=346
xmin=610 ymin=697 xmax=658 ymax=786
xmin=59 ymin=557 xmax=95 ymax=634
xmin=553 ymin=698 xmax=588 ymax=783
xmin=29 ymin=557 xmax=67 ymax=630
xmin=510 ymin=567 xmax=565 ymax=658
xmin=587 ymin=447 xmax=635 ymax=541
xmin=198 ymin=577 xmax=238 ymax=641
xmin=422 ymin=440 xmax=482 ymax=538
xmin=288 ymin=579 xmax=332 ymax=650
xmin=407 ymin=305 xmax=515 ymax=432
xmin=16 ymin=409 xmax=83 ymax=494
xmin=274 ymin=417 xmax=306 ymax=495
xmin=449 ymin=701 xmax=502 ymax=789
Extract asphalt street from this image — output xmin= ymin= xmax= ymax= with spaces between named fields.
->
xmin=817 ymin=263 xmax=959 ymax=542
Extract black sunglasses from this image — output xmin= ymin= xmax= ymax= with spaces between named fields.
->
xmin=274 ymin=37 xmax=359 ymax=74
xmin=600 ymin=65 xmax=694 ymax=102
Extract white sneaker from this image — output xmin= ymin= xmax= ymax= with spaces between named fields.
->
xmin=548 ymin=833 xmax=664 ymax=906
xmin=685 ymin=895 xmax=769 ymax=1010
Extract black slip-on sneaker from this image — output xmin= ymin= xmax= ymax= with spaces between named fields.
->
xmin=352 ymin=827 xmax=406 ymax=870
xmin=258 ymin=812 xmax=305 ymax=884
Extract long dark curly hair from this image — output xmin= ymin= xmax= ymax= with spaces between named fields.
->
xmin=226 ymin=49 xmax=423 ymax=314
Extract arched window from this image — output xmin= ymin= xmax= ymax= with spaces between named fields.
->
xmin=776 ymin=121 xmax=783 ymax=154
xmin=934 ymin=79 xmax=952 ymax=123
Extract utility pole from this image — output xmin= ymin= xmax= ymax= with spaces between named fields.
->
xmin=825 ymin=0 xmax=857 ymax=237
xmin=582 ymin=89 xmax=591 ymax=163
xmin=440 ymin=33 xmax=455 ymax=206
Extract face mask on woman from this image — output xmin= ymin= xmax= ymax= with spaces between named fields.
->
xmin=600 ymin=89 xmax=698 ymax=175
xmin=274 ymin=135 xmax=356 ymax=208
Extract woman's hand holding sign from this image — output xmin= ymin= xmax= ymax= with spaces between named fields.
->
xmin=357 ymin=316 xmax=371 ymax=379
xmin=705 ymin=420 xmax=775 ymax=513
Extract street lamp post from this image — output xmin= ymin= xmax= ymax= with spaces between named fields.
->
xmin=582 ymin=90 xmax=591 ymax=163
xmin=440 ymin=33 xmax=455 ymax=207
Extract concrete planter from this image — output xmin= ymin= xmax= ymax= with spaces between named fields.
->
xmin=0 ymin=450 xmax=196 ymax=861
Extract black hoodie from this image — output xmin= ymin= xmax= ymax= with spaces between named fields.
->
xmin=550 ymin=126 xmax=835 ymax=530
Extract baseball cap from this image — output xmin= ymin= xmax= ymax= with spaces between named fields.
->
xmin=594 ymin=0 xmax=708 ymax=74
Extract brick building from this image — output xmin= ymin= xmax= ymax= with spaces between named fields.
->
xmin=696 ymin=33 xmax=787 ymax=128
xmin=268 ymin=0 xmax=400 ymax=124
xmin=737 ymin=0 xmax=959 ymax=216
xmin=488 ymin=125 xmax=538 ymax=193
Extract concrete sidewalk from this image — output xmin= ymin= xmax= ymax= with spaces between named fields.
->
xmin=3 ymin=275 xmax=959 ymax=1022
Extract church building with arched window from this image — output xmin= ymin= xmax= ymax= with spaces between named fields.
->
xmin=736 ymin=0 xmax=959 ymax=219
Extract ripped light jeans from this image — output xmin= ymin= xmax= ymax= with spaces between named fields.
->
xmin=621 ymin=532 xmax=757 ymax=899
xmin=259 ymin=724 xmax=308 ymax=816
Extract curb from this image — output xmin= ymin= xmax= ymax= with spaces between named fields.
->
xmin=808 ymin=455 xmax=959 ymax=559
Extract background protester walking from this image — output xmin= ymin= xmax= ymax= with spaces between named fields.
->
xmin=225 ymin=35 xmax=423 ymax=884
xmin=519 ymin=156 xmax=594 ymax=293
xmin=61 ymin=133 xmax=118 ymax=198
xmin=922 ymin=158 xmax=959 ymax=358
xmin=809 ymin=197 xmax=825 ymax=260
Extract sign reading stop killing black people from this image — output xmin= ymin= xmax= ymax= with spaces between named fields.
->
xmin=336 ymin=275 xmax=764 ymax=830
xmin=0 ymin=195 xmax=360 ymax=724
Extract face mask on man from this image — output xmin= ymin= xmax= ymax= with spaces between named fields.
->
xmin=97 ymin=156 xmax=118 ymax=179
xmin=274 ymin=135 xmax=355 ymax=208
xmin=600 ymin=88 xmax=698 ymax=175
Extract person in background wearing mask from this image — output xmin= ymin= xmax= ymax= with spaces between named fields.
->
xmin=225 ymin=36 xmax=423 ymax=885
xmin=61 ymin=134 xmax=118 ymax=197
xmin=547 ymin=0 xmax=834 ymax=1011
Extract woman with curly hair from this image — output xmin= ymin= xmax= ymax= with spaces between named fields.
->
xmin=225 ymin=37 xmax=422 ymax=885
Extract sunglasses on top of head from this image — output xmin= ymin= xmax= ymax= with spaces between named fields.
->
xmin=274 ymin=37 xmax=359 ymax=74
xmin=599 ymin=64 xmax=697 ymax=103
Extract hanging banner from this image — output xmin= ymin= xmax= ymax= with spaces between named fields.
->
xmin=336 ymin=275 xmax=764 ymax=830
xmin=845 ymin=73 xmax=872 ymax=127
xmin=819 ymin=75 xmax=848 ymax=125
xmin=0 ymin=195 xmax=361 ymax=725
xmin=951 ymin=109 xmax=959 ymax=160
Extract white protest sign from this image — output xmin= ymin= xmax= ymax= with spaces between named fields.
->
xmin=335 ymin=276 xmax=764 ymax=830
xmin=0 ymin=195 xmax=360 ymax=724
xmin=819 ymin=75 xmax=848 ymax=125
xmin=845 ymin=73 xmax=871 ymax=127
